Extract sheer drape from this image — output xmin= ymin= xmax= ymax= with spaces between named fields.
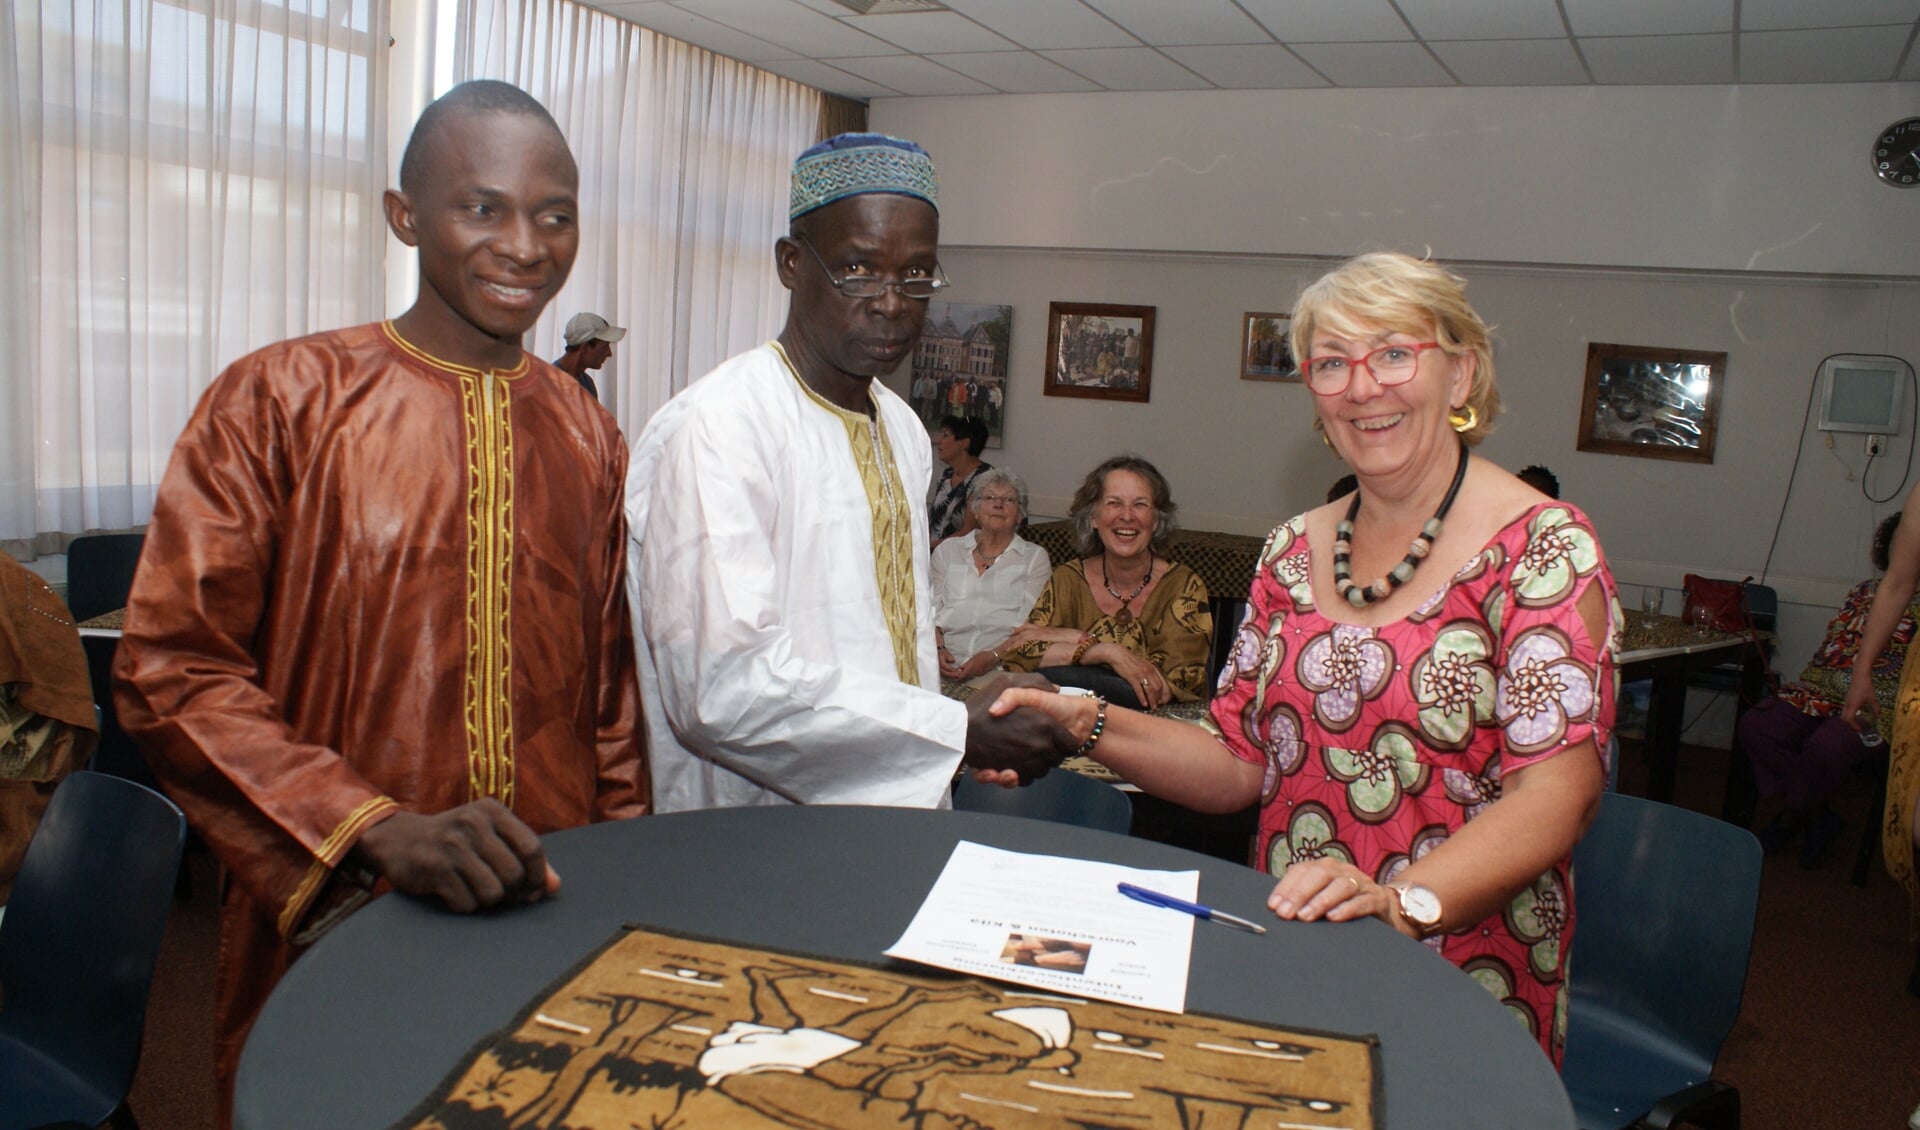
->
xmin=1 ymin=0 xmax=391 ymax=555
xmin=454 ymin=0 xmax=818 ymax=435
xmin=2 ymin=0 xmax=817 ymax=551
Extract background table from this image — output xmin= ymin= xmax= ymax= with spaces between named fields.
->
xmin=1618 ymin=610 xmax=1768 ymax=821
xmin=236 ymin=806 xmax=1573 ymax=1130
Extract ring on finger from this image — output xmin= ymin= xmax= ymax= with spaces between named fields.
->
xmin=1345 ymin=875 xmax=1361 ymax=894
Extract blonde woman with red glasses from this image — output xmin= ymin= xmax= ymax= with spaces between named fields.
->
xmin=986 ymin=252 xmax=1619 ymax=1067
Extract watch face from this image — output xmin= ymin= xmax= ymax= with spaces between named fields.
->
xmin=1873 ymin=118 xmax=1920 ymax=188
xmin=1399 ymin=884 xmax=1443 ymax=927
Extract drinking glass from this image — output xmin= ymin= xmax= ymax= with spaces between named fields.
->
xmin=1640 ymin=586 xmax=1663 ymax=616
xmin=1690 ymin=604 xmax=1712 ymax=637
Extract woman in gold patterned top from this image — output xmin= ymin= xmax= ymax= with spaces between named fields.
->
xmin=999 ymin=456 xmax=1211 ymax=709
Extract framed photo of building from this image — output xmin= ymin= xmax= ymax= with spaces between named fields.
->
xmin=1043 ymin=302 xmax=1155 ymax=403
xmin=1576 ymin=342 xmax=1725 ymax=464
xmin=1241 ymin=312 xmax=1297 ymax=382
xmin=908 ymin=303 xmax=1013 ymax=447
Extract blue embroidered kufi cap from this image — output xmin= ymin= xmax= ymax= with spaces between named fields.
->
xmin=789 ymin=133 xmax=939 ymax=221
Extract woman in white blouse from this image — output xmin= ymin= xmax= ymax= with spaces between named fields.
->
xmin=932 ymin=468 xmax=1054 ymax=682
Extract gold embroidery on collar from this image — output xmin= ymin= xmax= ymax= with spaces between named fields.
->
xmin=771 ymin=342 xmax=919 ymax=683
xmin=382 ymin=321 xmax=532 ymax=380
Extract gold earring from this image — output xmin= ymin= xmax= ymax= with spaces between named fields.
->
xmin=1449 ymin=405 xmax=1478 ymax=433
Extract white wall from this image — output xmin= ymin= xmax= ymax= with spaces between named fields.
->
xmin=874 ymin=84 xmax=1920 ymax=743
xmin=876 ymin=84 xmax=1920 ymax=277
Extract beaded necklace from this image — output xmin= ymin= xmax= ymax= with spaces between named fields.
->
xmin=1332 ymin=442 xmax=1469 ymax=608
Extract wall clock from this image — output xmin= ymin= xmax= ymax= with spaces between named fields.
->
xmin=1874 ymin=117 xmax=1920 ymax=188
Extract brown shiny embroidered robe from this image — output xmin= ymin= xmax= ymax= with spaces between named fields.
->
xmin=114 ymin=322 xmax=648 ymax=1114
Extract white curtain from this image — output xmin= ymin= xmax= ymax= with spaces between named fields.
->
xmin=454 ymin=0 xmax=817 ymax=436
xmin=1 ymin=0 xmax=392 ymax=555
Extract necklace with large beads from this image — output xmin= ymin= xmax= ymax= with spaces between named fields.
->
xmin=1331 ymin=443 xmax=1469 ymax=608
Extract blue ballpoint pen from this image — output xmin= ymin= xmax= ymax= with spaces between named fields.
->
xmin=1117 ymin=882 xmax=1268 ymax=935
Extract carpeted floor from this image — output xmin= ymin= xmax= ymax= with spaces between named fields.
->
xmin=126 ymin=741 xmax=1918 ymax=1128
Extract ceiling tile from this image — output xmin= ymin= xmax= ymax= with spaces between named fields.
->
xmin=1081 ymin=0 xmax=1274 ymax=46
xmin=1429 ymin=38 xmax=1588 ymax=85
xmin=1396 ymin=0 xmax=1566 ymax=41
xmin=1160 ymin=44 xmax=1327 ymax=87
xmin=599 ymin=2 xmax=800 ymax=61
xmin=1040 ymin=47 xmax=1213 ymax=89
xmin=1237 ymin=0 xmax=1413 ymax=43
xmin=670 ymin=0 xmax=901 ymax=57
xmin=751 ymin=56 xmax=903 ymax=98
xmin=1580 ymin=33 xmax=1735 ymax=83
xmin=1739 ymin=25 xmax=1910 ymax=81
xmin=843 ymin=12 xmax=1017 ymax=53
xmin=1741 ymin=0 xmax=1920 ymax=31
xmin=1290 ymin=41 xmax=1456 ymax=85
xmin=936 ymin=0 xmax=1141 ymax=50
xmin=820 ymin=53 xmax=999 ymax=94
xmin=1563 ymin=0 xmax=1732 ymax=37
xmin=929 ymin=50 xmax=1103 ymax=92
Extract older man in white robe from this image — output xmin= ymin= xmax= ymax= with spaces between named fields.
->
xmin=627 ymin=134 xmax=1070 ymax=811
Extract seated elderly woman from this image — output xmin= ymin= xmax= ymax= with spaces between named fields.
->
xmin=931 ymin=469 xmax=1055 ymax=682
xmin=998 ymin=456 xmax=1212 ymax=710
xmin=987 ymin=252 xmax=1617 ymax=1067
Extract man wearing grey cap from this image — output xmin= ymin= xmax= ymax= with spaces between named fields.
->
xmin=554 ymin=311 xmax=626 ymax=400
xmin=626 ymin=133 xmax=1072 ymax=812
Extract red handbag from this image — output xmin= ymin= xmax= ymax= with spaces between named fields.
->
xmin=1681 ymin=574 xmax=1753 ymax=634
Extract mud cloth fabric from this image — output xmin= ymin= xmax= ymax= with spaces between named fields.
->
xmin=398 ymin=925 xmax=1381 ymax=1130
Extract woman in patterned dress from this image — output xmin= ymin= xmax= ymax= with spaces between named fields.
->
xmin=986 ymin=252 xmax=1618 ymax=1065
xmin=1841 ymin=483 xmax=1920 ymax=1005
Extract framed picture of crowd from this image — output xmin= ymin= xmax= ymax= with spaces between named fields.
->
xmin=1043 ymin=302 xmax=1155 ymax=404
xmin=1240 ymin=312 xmax=1298 ymax=382
xmin=907 ymin=302 xmax=1014 ymax=448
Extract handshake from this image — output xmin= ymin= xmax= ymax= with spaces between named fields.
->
xmin=959 ymin=672 xmax=1084 ymax=785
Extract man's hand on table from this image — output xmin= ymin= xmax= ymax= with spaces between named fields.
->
xmin=351 ymin=799 xmax=559 ymax=913
xmin=962 ymin=672 xmax=1075 ymax=785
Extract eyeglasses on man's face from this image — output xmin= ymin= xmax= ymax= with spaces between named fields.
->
xmin=976 ymin=493 xmax=1019 ymax=506
xmin=797 ymin=235 xmax=950 ymax=301
xmin=1302 ymin=341 xmax=1444 ymax=396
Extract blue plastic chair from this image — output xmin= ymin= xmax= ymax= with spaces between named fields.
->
xmin=1561 ymin=793 xmax=1762 ymax=1130
xmin=0 ymin=771 xmax=187 ymax=1130
xmin=953 ymin=769 xmax=1133 ymax=835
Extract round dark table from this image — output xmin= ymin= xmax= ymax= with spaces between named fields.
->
xmin=236 ymin=806 xmax=1572 ymax=1129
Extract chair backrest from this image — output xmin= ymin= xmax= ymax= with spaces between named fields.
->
xmin=1562 ymin=793 xmax=1761 ymax=1078
xmin=1206 ymin=595 xmax=1249 ymax=689
xmin=64 ymin=533 xmax=146 ymax=623
xmin=0 ymin=771 xmax=186 ymax=1103
xmin=1745 ymin=582 xmax=1779 ymax=634
xmin=953 ymin=769 xmax=1133 ymax=835
xmin=78 ymin=634 xmax=159 ymax=790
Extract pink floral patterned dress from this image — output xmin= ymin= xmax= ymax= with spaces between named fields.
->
xmin=1205 ymin=502 xmax=1620 ymax=1064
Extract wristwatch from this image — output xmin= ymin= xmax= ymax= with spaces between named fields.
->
xmin=1388 ymin=882 xmax=1444 ymax=937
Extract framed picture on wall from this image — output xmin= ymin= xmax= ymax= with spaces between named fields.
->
xmin=908 ymin=302 xmax=1013 ymax=448
xmin=1576 ymin=342 xmax=1726 ymax=464
xmin=1240 ymin=312 xmax=1297 ymax=382
xmin=1043 ymin=302 xmax=1155 ymax=403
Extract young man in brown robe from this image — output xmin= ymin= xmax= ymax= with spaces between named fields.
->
xmin=113 ymin=81 xmax=648 ymax=1124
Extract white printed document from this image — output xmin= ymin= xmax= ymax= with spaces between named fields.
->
xmin=884 ymin=840 xmax=1203 ymax=1013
